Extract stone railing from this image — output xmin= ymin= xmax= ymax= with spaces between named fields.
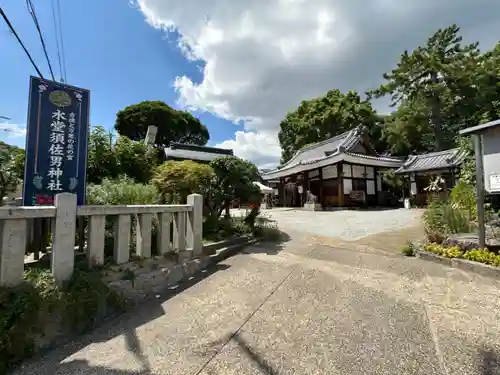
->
xmin=0 ymin=193 xmax=203 ymax=287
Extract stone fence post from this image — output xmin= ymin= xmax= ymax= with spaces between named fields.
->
xmin=187 ymin=194 xmax=203 ymax=256
xmin=52 ymin=193 xmax=77 ymax=286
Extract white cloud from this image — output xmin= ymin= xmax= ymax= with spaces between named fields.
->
xmin=135 ymin=0 xmax=500 ymax=168
xmin=214 ymin=130 xmax=281 ymax=170
xmin=0 ymin=123 xmax=26 ymax=137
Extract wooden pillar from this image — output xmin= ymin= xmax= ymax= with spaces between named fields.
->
xmin=302 ymin=171 xmax=309 ymax=207
xmin=337 ymin=162 xmax=344 ymax=207
xmin=318 ymin=167 xmax=324 ymax=207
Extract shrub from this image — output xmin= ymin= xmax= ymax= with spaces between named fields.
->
xmin=252 ymin=213 xmax=283 ymax=242
xmin=422 ymin=242 xmax=500 ymax=266
xmin=86 ymin=176 xmax=160 ymax=257
xmin=441 ymin=245 xmax=463 ymax=259
xmin=450 ymin=181 xmax=477 ymax=219
xmin=422 ymin=198 xmax=472 ymax=243
xmin=86 ymin=175 xmax=159 ymax=205
xmin=0 ymin=268 xmax=124 ymax=373
xmin=153 ymin=160 xmax=213 ymax=204
xmin=463 ymin=248 xmax=500 ymax=266
xmin=205 ymin=156 xmax=261 ymax=221
xmin=401 ymin=241 xmax=415 ymax=256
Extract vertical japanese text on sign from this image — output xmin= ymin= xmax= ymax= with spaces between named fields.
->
xmin=23 ymin=77 xmax=90 ymax=206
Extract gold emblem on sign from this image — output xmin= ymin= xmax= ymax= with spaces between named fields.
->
xmin=49 ymin=90 xmax=72 ymax=107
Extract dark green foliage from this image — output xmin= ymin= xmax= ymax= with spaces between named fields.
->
xmin=206 ymin=156 xmax=261 ymax=220
xmin=87 ymin=127 xmax=158 ymax=185
xmin=153 ymin=160 xmax=213 ymax=204
xmin=278 ymin=90 xmax=384 ymax=164
xmin=0 ymin=268 xmax=124 ymax=373
xmin=423 ymin=198 xmax=473 ymax=244
xmin=0 ymin=141 xmax=24 ymax=204
xmin=401 ymin=241 xmax=415 ymax=257
xmin=115 ymin=100 xmax=209 ymax=148
xmin=368 ymin=24 xmax=482 ymax=152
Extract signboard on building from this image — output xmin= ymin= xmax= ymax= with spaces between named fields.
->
xmin=23 ymin=76 xmax=90 ymax=206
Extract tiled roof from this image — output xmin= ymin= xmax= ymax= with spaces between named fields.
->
xmin=278 ymin=126 xmax=375 ymax=169
xmin=164 ymin=143 xmax=233 ymax=162
xmin=395 ymin=148 xmax=467 ymax=174
xmin=261 ymin=126 xmax=404 ymax=179
xmin=345 ymin=152 xmax=404 ymax=163
xmin=165 ymin=143 xmax=233 ymax=161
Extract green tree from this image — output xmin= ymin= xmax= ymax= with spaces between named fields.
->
xmin=87 ymin=126 xmax=158 ymax=184
xmin=114 ymin=136 xmax=158 ymax=184
xmin=114 ymin=101 xmax=210 ymax=149
xmin=0 ymin=142 xmax=23 ymax=204
xmin=206 ymin=156 xmax=261 ymax=220
xmin=369 ymin=24 xmax=482 ymax=151
xmin=153 ymin=160 xmax=214 ymax=204
xmin=381 ymin=98 xmax=434 ymax=156
xmin=278 ymin=90 xmax=384 ymax=164
xmin=86 ymin=126 xmax=118 ymax=184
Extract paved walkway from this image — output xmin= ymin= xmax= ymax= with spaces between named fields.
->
xmin=13 ymin=230 xmax=500 ymax=374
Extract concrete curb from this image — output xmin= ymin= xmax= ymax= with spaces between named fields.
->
xmin=415 ymin=250 xmax=500 ymax=280
xmin=110 ymin=236 xmax=258 ymax=303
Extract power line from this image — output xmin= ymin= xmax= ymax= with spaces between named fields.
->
xmin=26 ymin=0 xmax=55 ymax=81
xmin=55 ymin=0 xmax=67 ymax=82
xmin=0 ymin=7 xmax=45 ymax=79
xmin=50 ymin=0 xmax=63 ymax=81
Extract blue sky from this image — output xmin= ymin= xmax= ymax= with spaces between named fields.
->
xmin=0 ymin=0 xmax=238 ymax=149
xmin=2 ymin=0 xmax=500 ymax=168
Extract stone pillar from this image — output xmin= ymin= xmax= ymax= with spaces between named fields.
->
xmin=136 ymin=213 xmax=153 ymax=258
xmin=114 ymin=215 xmax=131 ymax=264
xmin=187 ymin=194 xmax=203 ymax=256
xmin=173 ymin=212 xmax=187 ymax=251
xmin=52 ymin=193 xmax=77 ymax=286
xmin=88 ymin=215 xmax=106 ymax=266
xmin=158 ymin=212 xmax=173 ymax=255
xmin=0 ymin=218 xmax=27 ymax=286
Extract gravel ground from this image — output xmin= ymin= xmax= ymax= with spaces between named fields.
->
xmin=233 ymin=208 xmax=425 ymax=241
xmin=12 ymin=234 xmax=500 ymax=375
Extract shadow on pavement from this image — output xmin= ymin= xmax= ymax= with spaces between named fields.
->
xmin=232 ymin=332 xmax=279 ymax=374
xmin=244 ymin=230 xmax=291 ymax=256
xmin=480 ymin=347 xmax=500 ymax=375
xmin=11 ymin=263 xmax=231 ymax=375
xmin=37 ymin=360 xmax=149 ymax=374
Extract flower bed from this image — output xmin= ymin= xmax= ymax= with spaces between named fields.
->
xmin=423 ymin=243 xmax=500 ymax=267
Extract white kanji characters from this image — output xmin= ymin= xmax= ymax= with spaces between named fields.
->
xmin=47 ymin=179 xmax=63 ymax=191
xmin=48 ymin=167 xmax=63 ymax=179
xmin=50 ymin=132 xmax=65 ymax=144
xmin=52 ymin=109 xmax=66 ymax=121
xmin=69 ymin=112 xmax=76 ymax=123
xmin=50 ymin=120 xmax=65 ymax=133
xmin=50 ymin=155 xmax=63 ymax=168
xmin=48 ymin=143 xmax=64 ymax=156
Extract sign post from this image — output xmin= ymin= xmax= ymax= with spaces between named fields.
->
xmin=23 ymin=76 xmax=90 ymax=206
xmin=460 ymin=118 xmax=500 ymax=249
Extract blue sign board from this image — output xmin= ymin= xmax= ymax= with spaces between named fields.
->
xmin=23 ymin=76 xmax=90 ymax=206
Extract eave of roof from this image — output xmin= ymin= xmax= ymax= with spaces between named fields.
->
xmin=261 ymin=150 xmax=403 ymax=180
xmin=459 ymin=118 xmax=500 ymax=136
xmin=394 ymin=148 xmax=467 ymax=174
xmin=164 ymin=148 xmax=230 ymax=162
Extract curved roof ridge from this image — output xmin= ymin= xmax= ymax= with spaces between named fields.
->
xmin=280 ymin=126 xmax=361 ymax=169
